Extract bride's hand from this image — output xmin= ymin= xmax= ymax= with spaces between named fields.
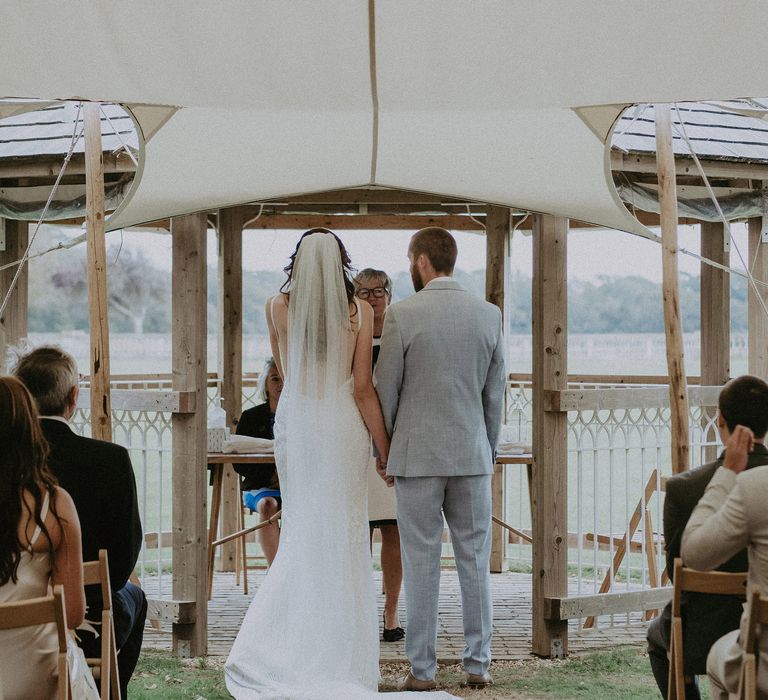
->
xmin=376 ymin=456 xmax=394 ymax=487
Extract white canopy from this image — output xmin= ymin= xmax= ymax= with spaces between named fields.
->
xmin=2 ymin=1 xmax=767 ymax=234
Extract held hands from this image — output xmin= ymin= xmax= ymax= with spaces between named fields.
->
xmin=376 ymin=456 xmax=394 ymax=487
xmin=723 ymin=424 xmax=755 ymax=474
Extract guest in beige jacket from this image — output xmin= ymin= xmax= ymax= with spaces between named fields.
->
xmin=682 ymin=416 xmax=768 ymax=699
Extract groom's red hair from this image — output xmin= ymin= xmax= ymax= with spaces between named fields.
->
xmin=409 ymin=227 xmax=457 ymax=275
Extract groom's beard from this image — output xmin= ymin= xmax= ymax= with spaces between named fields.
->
xmin=410 ymin=266 xmax=424 ymax=292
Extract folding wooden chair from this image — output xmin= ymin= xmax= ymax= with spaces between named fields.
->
xmin=734 ymin=584 xmax=768 ymax=700
xmin=0 ymin=584 xmax=72 ymax=700
xmin=82 ymin=549 xmax=121 ymax=700
xmin=667 ymin=558 xmax=747 ymax=700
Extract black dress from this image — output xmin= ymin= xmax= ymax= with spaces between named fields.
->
xmin=234 ymin=402 xmax=279 ymax=492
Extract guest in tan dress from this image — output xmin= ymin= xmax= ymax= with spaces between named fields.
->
xmin=354 ymin=268 xmax=404 ymax=642
xmin=0 ymin=376 xmax=97 ymax=700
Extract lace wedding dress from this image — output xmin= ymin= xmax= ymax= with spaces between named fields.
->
xmin=225 ymin=233 xmax=456 ymax=699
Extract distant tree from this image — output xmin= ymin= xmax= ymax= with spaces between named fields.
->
xmin=48 ymin=245 xmax=170 ymax=333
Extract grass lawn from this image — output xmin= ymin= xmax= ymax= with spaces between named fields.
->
xmin=129 ymin=646 xmax=678 ymax=699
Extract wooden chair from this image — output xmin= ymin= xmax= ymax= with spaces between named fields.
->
xmin=584 ymin=469 xmax=667 ymax=628
xmin=667 ymin=558 xmax=747 ymax=700
xmin=734 ymin=584 xmax=768 ymax=699
xmin=82 ymin=549 xmax=121 ymax=700
xmin=0 ymin=584 xmax=72 ymax=699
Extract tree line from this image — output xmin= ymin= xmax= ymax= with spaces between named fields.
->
xmin=28 ymin=233 xmax=750 ymax=335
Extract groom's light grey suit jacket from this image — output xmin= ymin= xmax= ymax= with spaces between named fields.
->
xmin=375 ymin=279 xmax=506 ymax=477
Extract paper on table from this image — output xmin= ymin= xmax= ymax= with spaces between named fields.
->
xmin=496 ymin=442 xmax=532 ymax=455
xmin=222 ymin=436 xmax=274 ymax=454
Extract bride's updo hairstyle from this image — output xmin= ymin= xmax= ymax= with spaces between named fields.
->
xmin=0 ymin=376 xmax=60 ymax=585
xmin=280 ymin=228 xmax=356 ymax=307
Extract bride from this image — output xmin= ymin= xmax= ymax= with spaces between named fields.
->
xmin=225 ymin=230 xmax=456 ymax=698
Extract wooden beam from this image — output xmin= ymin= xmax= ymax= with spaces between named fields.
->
xmin=701 ymin=221 xmax=730 ymax=461
xmin=217 ymin=207 xmax=244 ymax=573
xmin=0 ymin=152 xmax=135 ymax=179
xmin=544 ymin=588 xmax=672 ymax=621
xmin=84 ymin=102 xmax=112 ymax=442
xmin=76 ymin=388 xmax=196 ymax=413
xmin=748 ymin=217 xmax=768 ymax=379
xmin=655 ymin=104 xmax=690 ymax=474
xmin=0 ymin=220 xmax=28 ymax=366
xmin=544 ymin=386 xmax=721 ymax=412
xmin=171 ymin=212 xmax=208 ymax=657
xmin=531 ymin=213 xmax=568 ymax=658
xmin=485 ymin=206 xmax=510 ymax=574
xmin=242 ymin=213 xmax=486 ymax=231
xmin=611 ymin=150 xmax=768 ymax=182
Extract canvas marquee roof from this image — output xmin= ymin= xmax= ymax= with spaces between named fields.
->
xmin=2 ymin=2 xmax=768 ymax=236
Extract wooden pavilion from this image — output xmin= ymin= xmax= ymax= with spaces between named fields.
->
xmin=3 ymin=3 xmax=768 ymax=660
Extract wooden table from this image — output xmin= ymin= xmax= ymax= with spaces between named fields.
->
xmin=207 ymin=453 xmax=275 ymax=598
xmin=206 ymin=451 xmax=534 ymax=586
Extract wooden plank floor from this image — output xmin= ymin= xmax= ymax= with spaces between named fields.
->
xmin=143 ymin=570 xmax=649 ymax=659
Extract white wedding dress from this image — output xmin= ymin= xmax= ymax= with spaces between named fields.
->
xmin=225 ymin=233 xmax=456 ymax=699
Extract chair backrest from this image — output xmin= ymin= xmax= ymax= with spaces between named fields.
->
xmin=0 ymin=584 xmax=68 ymax=651
xmin=82 ymin=549 xmax=112 ymax=612
xmin=742 ymin=585 xmax=768 ymax=655
xmin=671 ymin=558 xmax=748 ymax=616
xmin=0 ymin=585 xmax=71 ymax=699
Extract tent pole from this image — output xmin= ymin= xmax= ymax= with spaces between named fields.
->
xmin=217 ymin=206 xmax=244 ymax=572
xmin=531 ymin=213 xmax=568 ymax=657
xmin=171 ymin=212 xmax=209 ymax=657
xmin=0 ymin=219 xmax=29 ymax=370
xmin=748 ymin=217 xmax=768 ymax=378
xmin=84 ymin=102 xmax=112 ymax=441
xmin=655 ymin=104 xmax=690 ymax=473
xmin=700 ymin=221 xmax=729 ymax=461
xmin=485 ymin=205 xmax=510 ymax=574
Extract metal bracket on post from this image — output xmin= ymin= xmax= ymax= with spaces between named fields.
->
xmin=0 ymin=218 xmax=5 ymax=252
xmin=550 ymin=637 xmax=565 ymax=659
xmin=723 ymin=221 xmax=731 ymax=252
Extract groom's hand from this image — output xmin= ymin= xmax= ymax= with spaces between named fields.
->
xmin=376 ymin=457 xmax=394 ymax=487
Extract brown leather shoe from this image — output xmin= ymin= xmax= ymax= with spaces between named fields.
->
xmin=463 ymin=671 xmax=493 ymax=689
xmin=398 ymin=671 xmax=437 ymax=691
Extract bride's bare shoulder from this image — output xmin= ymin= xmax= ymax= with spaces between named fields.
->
xmin=266 ymin=293 xmax=289 ymax=313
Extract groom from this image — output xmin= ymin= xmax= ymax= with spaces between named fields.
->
xmin=375 ymin=227 xmax=506 ymax=691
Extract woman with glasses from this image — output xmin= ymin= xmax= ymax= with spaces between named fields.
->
xmin=354 ymin=268 xmax=404 ymax=643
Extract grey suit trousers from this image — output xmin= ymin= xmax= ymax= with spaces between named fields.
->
xmin=395 ymin=474 xmax=493 ymax=680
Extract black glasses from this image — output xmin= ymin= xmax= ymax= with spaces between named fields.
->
xmin=356 ymin=287 xmax=388 ymax=300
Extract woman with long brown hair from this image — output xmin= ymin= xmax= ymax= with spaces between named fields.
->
xmin=0 ymin=376 xmax=96 ymax=699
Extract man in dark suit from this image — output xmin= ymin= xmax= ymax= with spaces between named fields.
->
xmin=16 ymin=346 xmax=145 ymax=699
xmin=647 ymin=375 xmax=768 ymax=699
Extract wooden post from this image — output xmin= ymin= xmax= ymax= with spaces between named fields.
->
xmin=655 ymin=104 xmax=690 ymax=474
xmin=216 ymin=207 xmax=244 ymax=572
xmin=171 ymin=213 xmax=208 ymax=657
xmin=485 ymin=205 xmax=510 ymax=574
xmin=84 ymin=102 xmax=112 ymax=441
xmin=0 ymin=220 xmax=29 ymax=369
xmin=748 ymin=217 xmax=768 ymax=379
xmin=531 ymin=213 xmax=568 ymax=658
xmin=700 ymin=221 xmax=730 ymax=461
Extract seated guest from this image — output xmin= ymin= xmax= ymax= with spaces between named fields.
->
xmin=648 ymin=375 xmax=768 ymax=699
xmin=0 ymin=376 xmax=98 ymax=700
xmin=681 ymin=378 xmax=768 ymax=700
xmin=15 ymin=346 xmax=145 ymax=699
xmin=234 ymin=358 xmax=283 ymax=565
